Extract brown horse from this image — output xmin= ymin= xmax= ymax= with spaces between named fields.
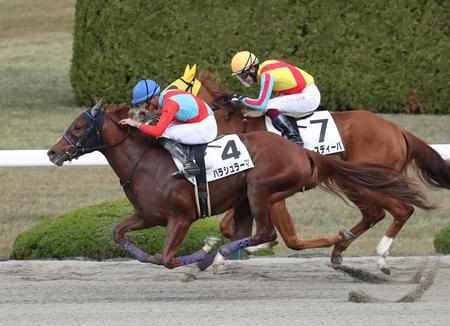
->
xmin=158 ymin=68 xmax=450 ymax=273
xmin=48 ymin=101 xmax=434 ymax=272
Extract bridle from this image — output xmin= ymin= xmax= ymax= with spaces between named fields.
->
xmin=62 ymin=100 xmax=130 ymax=159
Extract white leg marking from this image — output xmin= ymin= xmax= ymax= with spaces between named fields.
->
xmin=212 ymin=252 xmax=225 ymax=274
xmin=376 ymin=235 xmax=393 ymax=257
xmin=202 ymin=236 xmax=221 ymax=252
xmin=245 ymin=242 xmax=273 ymax=253
xmin=376 ymin=236 xmax=393 ymax=270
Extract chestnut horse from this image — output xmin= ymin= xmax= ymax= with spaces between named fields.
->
xmin=159 ymin=67 xmax=450 ymax=273
xmin=48 ymin=101 xmax=434 ymax=272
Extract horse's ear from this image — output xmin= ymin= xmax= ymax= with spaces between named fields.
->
xmin=182 ymin=64 xmax=197 ymax=81
xmin=90 ymin=97 xmax=104 ymax=116
xmin=190 ymin=64 xmax=197 ymax=78
xmin=183 ymin=64 xmax=191 ymax=78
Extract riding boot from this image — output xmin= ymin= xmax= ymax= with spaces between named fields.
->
xmin=158 ymin=138 xmax=201 ymax=177
xmin=271 ymin=113 xmax=304 ymax=145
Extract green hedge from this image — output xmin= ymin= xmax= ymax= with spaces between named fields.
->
xmin=71 ymin=0 xmax=449 ymax=113
xmin=11 ymin=199 xmax=226 ymax=260
xmin=11 ymin=199 xmax=273 ymax=260
xmin=434 ymin=224 xmax=450 ymax=254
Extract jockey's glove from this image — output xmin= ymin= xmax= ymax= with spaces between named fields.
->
xmin=230 ymin=93 xmax=245 ymax=103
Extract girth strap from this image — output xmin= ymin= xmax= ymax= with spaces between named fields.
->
xmin=192 ymin=144 xmax=210 ymax=218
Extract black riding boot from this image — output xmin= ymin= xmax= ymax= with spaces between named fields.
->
xmin=158 ymin=138 xmax=200 ymax=177
xmin=271 ymin=114 xmax=304 ymax=145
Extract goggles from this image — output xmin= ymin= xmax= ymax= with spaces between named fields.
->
xmin=135 ymin=100 xmax=149 ymax=110
xmin=236 ymin=69 xmax=253 ymax=88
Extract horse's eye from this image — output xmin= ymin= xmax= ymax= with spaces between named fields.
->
xmin=73 ymin=125 xmax=82 ymax=131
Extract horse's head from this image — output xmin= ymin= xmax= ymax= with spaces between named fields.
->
xmin=47 ymin=100 xmax=130 ymax=166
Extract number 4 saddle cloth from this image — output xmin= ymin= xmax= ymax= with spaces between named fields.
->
xmin=171 ymin=134 xmax=254 ymax=185
xmin=265 ymin=110 xmax=345 ymax=155
xmin=171 ymin=134 xmax=254 ymax=218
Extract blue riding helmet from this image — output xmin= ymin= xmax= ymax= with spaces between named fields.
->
xmin=131 ymin=80 xmax=161 ymax=105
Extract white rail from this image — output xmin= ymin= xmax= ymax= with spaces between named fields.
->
xmin=0 ymin=150 xmax=107 ymax=167
xmin=0 ymin=145 xmax=449 ymax=167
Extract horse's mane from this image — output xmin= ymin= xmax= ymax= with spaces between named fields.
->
xmin=198 ymin=72 xmax=227 ymax=98
xmin=102 ymin=102 xmax=132 ymax=125
xmin=104 ymin=102 xmax=130 ymax=114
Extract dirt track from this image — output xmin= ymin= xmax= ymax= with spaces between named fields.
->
xmin=0 ymin=256 xmax=449 ymax=326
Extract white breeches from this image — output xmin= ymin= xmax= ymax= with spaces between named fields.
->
xmin=266 ymin=84 xmax=321 ymax=118
xmin=162 ymin=115 xmax=218 ymax=145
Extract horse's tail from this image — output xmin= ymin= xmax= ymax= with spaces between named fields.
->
xmin=306 ymin=151 xmax=435 ymax=211
xmin=402 ymin=130 xmax=450 ymax=189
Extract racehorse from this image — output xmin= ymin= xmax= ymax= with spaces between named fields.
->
xmin=48 ymin=101 xmax=434 ymax=272
xmin=155 ymin=65 xmax=450 ymax=273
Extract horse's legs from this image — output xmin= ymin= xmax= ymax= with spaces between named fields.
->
xmin=375 ymin=202 xmax=414 ymax=274
xmin=219 ymin=209 xmax=234 ymax=239
xmin=211 ymin=196 xmax=277 ymax=271
xmin=270 ymin=200 xmax=351 ymax=250
xmin=113 ymin=214 xmax=162 ymax=264
xmin=219 ymin=206 xmax=254 ymax=240
xmin=232 ymin=199 xmax=254 ymax=240
xmin=114 ymin=214 xmax=217 ymax=268
xmin=331 ymin=204 xmax=386 ymax=266
xmin=160 ymin=217 xmax=219 ymax=269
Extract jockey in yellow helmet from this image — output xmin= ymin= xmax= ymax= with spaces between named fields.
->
xmin=230 ymin=51 xmax=321 ymax=145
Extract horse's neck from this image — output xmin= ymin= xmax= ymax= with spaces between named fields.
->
xmin=100 ymin=126 xmax=154 ymax=183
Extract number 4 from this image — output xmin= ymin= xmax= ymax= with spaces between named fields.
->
xmin=222 ymin=140 xmax=241 ymax=160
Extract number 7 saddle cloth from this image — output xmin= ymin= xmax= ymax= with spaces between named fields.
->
xmin=265 ymin=110 xmax=345 ymax=155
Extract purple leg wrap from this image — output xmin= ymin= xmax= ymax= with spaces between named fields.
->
xmin=122 ymin=241 xmax=150 ymax=262
xmin=197 ymin=251 xmax=218 ymax=271
xmin=218 ymin=238 xmax=251 ymax=258
xmin=180 ymin=248 xmax=208 ymax=266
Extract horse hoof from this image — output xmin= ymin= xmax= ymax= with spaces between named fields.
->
xmin=212 ymin=264 xmax=220 ymax=275
xmin=182 ymin=273 xmax=197 ymax=282
xmin=380 ymin=267 xmax=391 ymax=275
xmin=331 ymin=255 xmax=343 ymax=267
xmin=182 ymin=264 xmax=200 ymax=282
xmin=342 ymin=229 xmax=356 ymax=241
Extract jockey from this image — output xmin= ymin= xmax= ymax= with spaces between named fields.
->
xmin=230 ymin=51 xmax=321 ymax=145
xmin=119 ymin=79 xmax=218 ymax=177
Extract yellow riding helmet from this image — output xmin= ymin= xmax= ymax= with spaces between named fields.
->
xmin=231 ymin=51 xmax=259 ymax=75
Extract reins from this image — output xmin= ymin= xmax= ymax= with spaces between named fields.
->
xmin=211 ymin=95 xmax=248 ymax=133
xmin=120 ymin=140 xmax=147 ymax=187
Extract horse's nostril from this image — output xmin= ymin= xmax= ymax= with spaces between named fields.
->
xmin=47 ymin=149 xmax=55 ymax=156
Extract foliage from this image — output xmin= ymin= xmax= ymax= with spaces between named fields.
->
xmin=71 ymin=0 xmax=449 ymax=113
xmin=11 ymin=199 xmax=223 ymax=260
xmin=434 ymin=224 xmax=450 ymax=254
xmin=11 ymin=198 xmax=273 ymax=260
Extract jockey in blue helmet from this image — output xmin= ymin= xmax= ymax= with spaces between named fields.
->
xmin=120 ymin=79 xmax=217 ymax=178
xmin=131 ymin=79 xmax=161 ymax=109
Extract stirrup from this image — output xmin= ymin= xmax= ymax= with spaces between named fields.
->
xmin=171 ymin=170 xmax=186 ymax=178
xmin=287 ymin=135 xmax=304 ymax=146
xmin=171 ymin=164 xmax=201 ymax=178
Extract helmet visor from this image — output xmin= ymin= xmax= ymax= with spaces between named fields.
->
xmin=236 ymin=71 xmax=250 ymax=87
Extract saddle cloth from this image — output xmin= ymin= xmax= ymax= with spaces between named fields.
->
xmin=265 ymin=110 xmax=345 ymax=155
xmin=171 ymin=134 xmax=254 ymax=185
